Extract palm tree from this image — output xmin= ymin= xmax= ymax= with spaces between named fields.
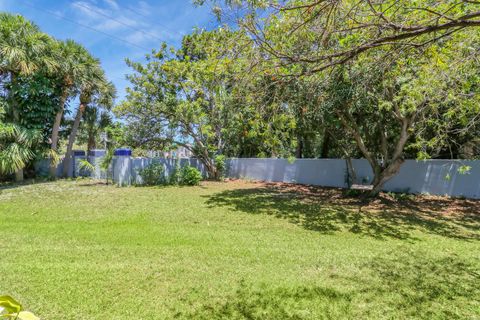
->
xmin=80 ymin=107 xmax=113 ymax=153
xmin=0 ymin=13 xmax=57 ymax=181
xmin=0 ymin=110 xmax=40 ymax=176
xmin=49 ymin=40 xmax=92 ymax=178
xmin=62 ymin=60 xmax=115 ymax=177
xmin=0 ymin=13 xmax=56 ymax=76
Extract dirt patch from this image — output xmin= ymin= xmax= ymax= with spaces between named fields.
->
xmin=217 ymin=179 xmax=480 ymax=217
xmin=205 ymin=179 xmax=479 ymax=240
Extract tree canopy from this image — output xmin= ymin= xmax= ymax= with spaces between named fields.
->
xmin=180 ymin=0 xmax=480 ymax=191
xmin=0 ymin=13 xmax=114 ymax=180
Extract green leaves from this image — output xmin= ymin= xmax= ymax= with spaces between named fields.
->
xmin=0 ymin=295 xmax=22 ymax=315
xmin=0 ymin=123 xmax=40 ymax=175
xmin=119 ymin=29 xmax=260 ymax=175
xmin=78 ymin=159 xmax=95 ymax=174
xmin=0 ymin=296 xmax=39 ymax=320
xmin=0 ymin=13 xmax=55 ymax=76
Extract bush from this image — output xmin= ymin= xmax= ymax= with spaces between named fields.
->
xmin=180 ymin=166 xmax=202 ymax=186
xmin=169 ymin=159 xmax=181 ymax=185
xmin=139 ymin=162 xmax=166 ymax=186
xmin=214 ymin=154 xmax=226 ymax=180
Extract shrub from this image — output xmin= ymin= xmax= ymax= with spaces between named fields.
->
xmin=180 ymin=166 xmax=202 ymax=186
xmin=169 ymin=159 xmax=181 ymax=185
xmin=214 ymin=154 xmax=226 ymax=180
xmin=139 ymin=162 xmax=166 ymax=186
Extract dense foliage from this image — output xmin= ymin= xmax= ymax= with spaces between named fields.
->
xmin=139 ymin=162 xmax=167 ymax=186
xmin=180 ymin=165 xmax=203 ymax=186
xmin=0 ymin=13 xmax=114 ymax=181
xmin=139 ymin=161 xmax=203 ymax=186
xmin=116 ymin=29 xmax=298 ymax=178
xmin=161 ymin=0 xmax=480 ymax=193
xmin=2 ymin=3 xmax=480 ymax=193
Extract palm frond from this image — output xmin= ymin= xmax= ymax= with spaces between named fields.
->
xmin=78 ymin=159 xmax=95 ymax=173
xmin=0 ymin=122 xmax=40 ymax=174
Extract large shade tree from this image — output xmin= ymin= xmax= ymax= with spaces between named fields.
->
xmin=117 ymin=35 xmax=237 ymax=178
xmin=117 ymin=29 xmax=298 ymax=178
xmin=316 ymin=38 xmax=480 ymax=193
xmin=204 ymin=0 xmax=480 ymax=73
xmin=199 ymin=0 xmax=480 ymax=194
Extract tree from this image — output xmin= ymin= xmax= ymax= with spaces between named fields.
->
xmin=62 ymin=59 xmax=114 ymax=178
xmin=119 ymin=29 xmax=300 ymax=175
xmin=0 ymin=13 xmax=56 ymax=77
xmin=205 ymin=0 xmax=480 ymax=74
xmin=49 ymin=40 xmax=94 ymax=178
xmin=200 ymin=0 xmax=480 ymax=194
xmin=0 ymin=13 xmax=57 ymax=180
xmin=315 ymin=34 xmax=480 ymax=193
xmin=0 ymin=104 xmax=40 ymax=176
xmin=78 ymin=106 xmax=113 ymax=153
xmin=118 ymin=30 xmax=245 ymax=178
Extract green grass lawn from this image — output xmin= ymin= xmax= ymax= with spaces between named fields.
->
xmin=0 ymin=180 xmax=479 ymax=319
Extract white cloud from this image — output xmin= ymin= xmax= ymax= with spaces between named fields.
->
xmin=124 ymin=31 xmax=150 ymax=45
xmin=67 ymin=0 xmax=208 ymax=52
xmin=103 ymin=0 xmax=119 ymax=10
xmin=71 ymin=1 xmax=140 ymax=32
xmin=136 ymin=1 xmax=152 ymax=16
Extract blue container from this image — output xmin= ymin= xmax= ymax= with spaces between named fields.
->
xmin=114 ymin=148 xmax=132 ymax=156
xmin=73 ymin=150 xmax=86 ymax=156
xmin=89 ymin=149 xmax=106 ymax=157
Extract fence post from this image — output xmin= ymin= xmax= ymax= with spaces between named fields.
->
xmin=113 ymin=149 xmax=133 ymax=186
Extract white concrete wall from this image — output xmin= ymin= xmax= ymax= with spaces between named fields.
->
xmin=36 ymin=156 xmax=480 ymax=198
xmin=227 ymin=158 xmax=347 ymax=188
xmin=226 ymin=158 xmax=480 ymax=199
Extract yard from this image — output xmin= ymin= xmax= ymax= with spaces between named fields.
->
xmin=0 ymin=180 xmax=479 ymax=319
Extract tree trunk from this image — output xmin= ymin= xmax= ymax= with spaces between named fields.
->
xmin=49 ymin=89 xmax=69 ymax=178
xmin=295 ymin=135 xmax=303 ymax=158
xmin=336 ymin=109 xmax=411 ymax=197
xmin=15 ymin=169 xmax=24 ymax=182
xmin=63 ymin=104 xmax=86 ymax=178
xmin=321 ymin=130 xmax=331 ymax=158
xmin=12 ymin=108 xmax=24 ymax=182
xmin=369 ymin=158 xmax=405 ymax=196
xmin=200 ymin=154 xmax=217 ymax=180
xmin=345 ymin=157 xmax=357 ymax=187
xmin=87 ymin=132 xmax=96 ymax=154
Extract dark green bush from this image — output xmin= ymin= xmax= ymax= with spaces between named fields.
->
xmin=169 ymin=159 xmax=181 ymax=185
xmin=180 ymin=166 xmax=202 ymax=186
xmin=214 ymin=154 xmax=226 ymax=180
xmin=139 ymin=162 xmax=166 ymax=186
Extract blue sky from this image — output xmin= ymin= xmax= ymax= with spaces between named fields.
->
xmin=0 ymin=0 xmax=217 ymax=103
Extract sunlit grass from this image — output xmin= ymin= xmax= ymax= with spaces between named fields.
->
xmin=0 ymin=180 xmax=478 ymax=319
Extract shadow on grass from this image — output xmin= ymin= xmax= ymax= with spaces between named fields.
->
xmin=352 ymin=251 xmax=480 ymax=319
xmin=175 ymin=281 xmax=353 ymax=320
xmin=176 ymin=252 xmax=479 ymax=319
xmin=0 ymin=178 xmax=54 ymax=192
xmin=205 ymin=183 xmax=480 ymax=240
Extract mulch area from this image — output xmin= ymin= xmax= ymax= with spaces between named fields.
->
xmin=220 ymin=179 xmax=480 ymax=217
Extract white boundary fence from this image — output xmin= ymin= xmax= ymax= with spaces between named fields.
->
xmin=36 ymin=155 xmax=480 ymax=199
xmin=35 ymin=156 xmax=207 ymax=186
xmin=226 ymin=158 xmax=480 ymax=199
